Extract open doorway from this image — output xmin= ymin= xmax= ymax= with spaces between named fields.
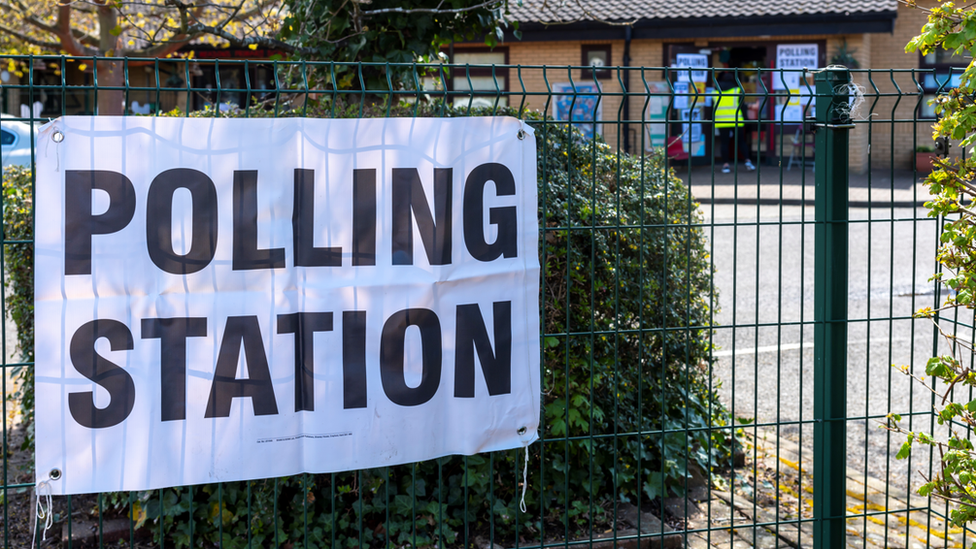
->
xmin=712 ymin=46 xmax=768 ymax=169
xmin=715 ymin=46 xmax=767 ymax=72
xmin=665 ymin=44 xmax=770 ymax=165
xmin=665 ymin=41 xmax=825 ymax=167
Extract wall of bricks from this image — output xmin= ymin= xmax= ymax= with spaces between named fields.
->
xmin=507 ymin=40 xmax=630 ymax=150
xmin=866 ymin=1 xmax=946 ymax=170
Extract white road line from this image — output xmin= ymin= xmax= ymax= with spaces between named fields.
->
xmin=713 ymin=337 xmax=914 ymax=358
xmin=712 ymin=342 xmax=814 ymax=357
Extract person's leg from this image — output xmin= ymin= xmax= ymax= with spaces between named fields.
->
xmin=738 ymin=127 xmax=756 ymax=170
xmin=720 ymin=127 xmax=732 ymax=172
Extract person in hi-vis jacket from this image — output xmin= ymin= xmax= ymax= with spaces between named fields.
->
xmin=714 ymin=72 xmax=756 ymax=174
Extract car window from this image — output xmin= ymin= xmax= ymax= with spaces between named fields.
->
xmin=0 ymin=129 xmax=15 ymax=146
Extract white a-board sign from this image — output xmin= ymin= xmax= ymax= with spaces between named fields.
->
xmin=34 ymin=116 xmax=541 ymax=495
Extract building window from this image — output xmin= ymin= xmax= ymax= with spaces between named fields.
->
xmin=919 ymin=48 xmax=967 ymax=119
xmin=428 ymin=48 xmax=509 ymax=109
xmin=190 ymin=62 xmax=277 ymax=112
xmin=32 ymin=67 xmax=94 ymax=116
xmin=581 ymin=45 xmax=611 ymax=79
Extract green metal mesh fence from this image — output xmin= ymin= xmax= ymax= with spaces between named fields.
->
xmin=0 ymin=56 xmax=970 ymax=548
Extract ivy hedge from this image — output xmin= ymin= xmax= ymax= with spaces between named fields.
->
xmin=4 ymin=105 xmax=732 ymax=547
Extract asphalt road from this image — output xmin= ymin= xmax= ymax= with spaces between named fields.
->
xmin=704 ymin=202 xmax=953 ymax=490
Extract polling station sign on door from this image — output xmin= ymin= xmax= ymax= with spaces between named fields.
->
xmin=774 ymin=44 xmax=819 ymax=122
xmin=34 ymin=116 xmax=541 ymax=495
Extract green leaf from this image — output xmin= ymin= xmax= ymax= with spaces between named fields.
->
xmin=896 ymin=440 xmax=912 ymax=460
xmin=643 ymin=473 xmax=663 ymax=501
xmin=393 ymin=494 xmax=412 ymax=516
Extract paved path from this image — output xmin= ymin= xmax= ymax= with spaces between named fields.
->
xmin=680 ymin=165 xmax=933 ymax=207
xmin=649 ymin=427 xmax=973 ymax=548
xmin=722 ymin=427 xmax=974 ymax=549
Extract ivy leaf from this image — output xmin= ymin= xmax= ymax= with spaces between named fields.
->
xmin=130 ymin=501 xmax=148 ymax=529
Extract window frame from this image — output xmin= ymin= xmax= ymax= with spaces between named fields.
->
xmin=581 ymin=44 xmax=612 ymax=80
xmin=918 ymin=50 xmax=967 ymax=94
xmin=445 ymin=47 xmax=510 ymax=108
xmin=919 ymin=48 xmax=968 ymax=70
xmin=189 ymin=61 xmax=278 ymax=112
xmin=917 ymin=49 xmax=968 ymax=118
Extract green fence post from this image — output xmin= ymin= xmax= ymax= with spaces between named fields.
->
xmin=813 ymin=66 xmax=853 ymax=548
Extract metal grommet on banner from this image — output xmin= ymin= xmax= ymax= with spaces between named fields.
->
xmin=49 ymin=127 xmax=64 ymax=171
xmin=49 ymin=468 xmax=62 ymax=480
xmin=517 ymin=129 xmax=526 ymax=140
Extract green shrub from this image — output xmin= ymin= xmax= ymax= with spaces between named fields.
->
xmin=5 ymin=105 xmax=731 ymax=547
xmin=4 ymin=164 xmax=34 ymax=449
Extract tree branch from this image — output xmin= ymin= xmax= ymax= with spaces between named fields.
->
xmin=71 ymin=27 xmax=100 ymax=47
xmin=0 ymin=21 xmax=63 ymax=50
xmin=137 ymin=38 xmax=193 ymax=58
xmin=216 ymin=0 xmax=247 ymax=31
xmin=56 ymin=2 xmax=97 ymax=56
xmin=0 ymin=0 xmax=79 ymax=42
xmin=361 ymin=0 xmax=504 ymax=16
xmin=899 ymin=0 xmax=964 ymax=24
xmin=184 ymin=21 xmax=316 ymax=56
xmin=126 ymin=0 xmax=209 ymax=58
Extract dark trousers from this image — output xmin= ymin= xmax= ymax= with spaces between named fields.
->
xmin=718 ymin=126 xmax=751 ymax=164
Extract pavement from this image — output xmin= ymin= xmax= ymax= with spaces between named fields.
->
xmin=710 ymin=427 xmax=973 ymax=549
xmin=676 ymin=165 xmax=933 ymax=208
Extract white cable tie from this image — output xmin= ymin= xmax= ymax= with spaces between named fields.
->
xmin=520 ymin=442 xmax=530 ymax=513
xmin=31 ymin=477 xmax=54 ymax=547
xmin=834 ymin=82 xmax=868 ymax=121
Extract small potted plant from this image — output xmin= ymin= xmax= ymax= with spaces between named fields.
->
xmin=915 ymin=144 xmax=938 ymax=174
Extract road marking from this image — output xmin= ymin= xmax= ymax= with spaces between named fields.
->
xmin=713 ymin=342 xmax=814 ymax=357
xmin=713 ymin=337 xmax=913 ymax=358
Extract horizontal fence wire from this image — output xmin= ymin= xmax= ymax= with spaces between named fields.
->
xmin=0 ymin=57 xmax=969 ymax=548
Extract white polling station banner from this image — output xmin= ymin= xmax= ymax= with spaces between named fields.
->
xmin=34 ymin=116 xmax=540 ymax=495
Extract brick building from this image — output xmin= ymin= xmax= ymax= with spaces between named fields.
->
xmin=7 ymin=1 xmax=954 ymax=172
xmin=446 ymin=0 xmax=954 ymax=173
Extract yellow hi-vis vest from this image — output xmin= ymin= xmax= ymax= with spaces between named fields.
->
xmin=714 ymin=87 xmax=743 ymax=128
